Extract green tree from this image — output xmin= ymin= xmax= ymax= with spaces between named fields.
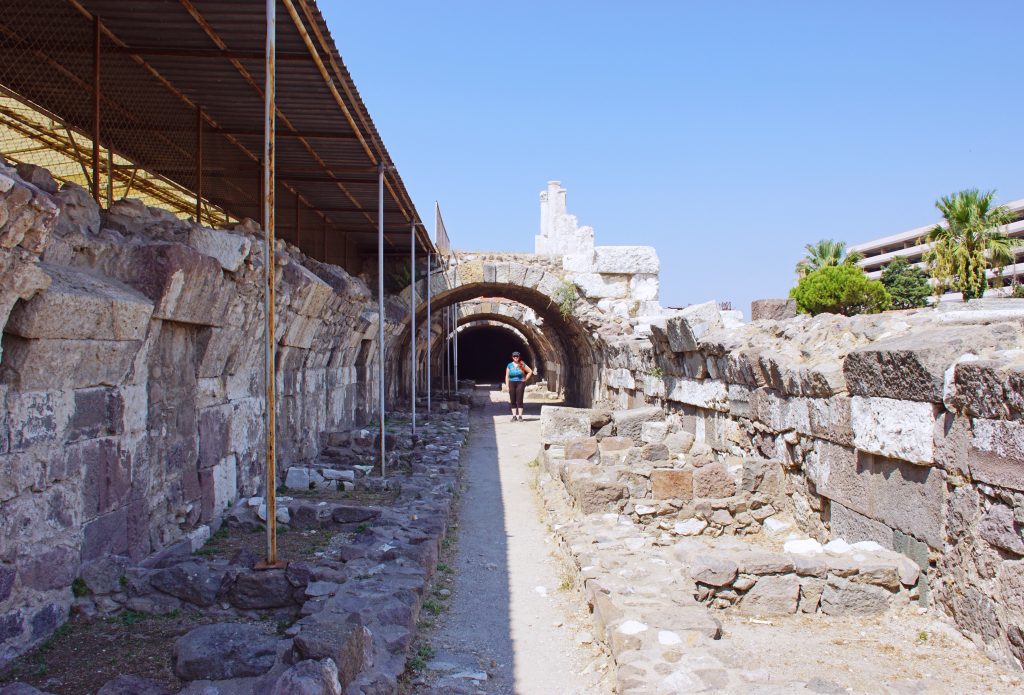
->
xmin=922 ymin=189 xmax=1018 ymax=301
xmin=795 ymin=239 xmax=864 ymax=278
xmin=790 ymin=264 xmax=891 ymax=316
xmin=880 ymin=256 xmax=930 ymax=310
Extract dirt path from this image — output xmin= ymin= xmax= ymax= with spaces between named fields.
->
xmin=410 ymin=387 xmax=610 ymax=694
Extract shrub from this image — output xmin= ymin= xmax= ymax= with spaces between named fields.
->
xmin=790 ymin=265 xmax=891 ymax=316
xmin=1013 ymin=284 xmax=1024 ymax=299
xmin=552 ymin=281 xmax=579 ymax=318
xmin=880 ymin=257 xmax=930 ymax=310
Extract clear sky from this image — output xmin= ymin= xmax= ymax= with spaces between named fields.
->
xmin=325 ymin=1 xmax=1024 ymax=314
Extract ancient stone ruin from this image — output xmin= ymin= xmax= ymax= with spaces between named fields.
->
xmin=0 ymin=156 xmax=1023 ymax=694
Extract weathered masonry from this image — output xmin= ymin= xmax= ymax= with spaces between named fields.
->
xmin=586 ymin=299 xmax=1024 ymax=670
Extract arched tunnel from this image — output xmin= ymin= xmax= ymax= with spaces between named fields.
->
xmin=394 ymin=275 xmax=604 ymax=407
xmin=454 ymin=323 xmax=533 ymax=384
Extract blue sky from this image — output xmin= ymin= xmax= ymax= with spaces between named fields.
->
xmin=325 ymin=1 xmax=1024 ymax=314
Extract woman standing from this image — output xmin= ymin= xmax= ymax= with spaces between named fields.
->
xmin=505 ymin=351 xmax=533 ymax=421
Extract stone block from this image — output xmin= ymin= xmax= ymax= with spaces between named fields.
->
xmin=292 ymin=617 xmax=371 ymax=688
xmin=950 ymin=350 xmax=1020 ymax=415
xmin=829 ymin=501 xmax=894 ymax=549
xmin=562 ymin=251 xmax=594 ymax=273
xmin=564 ymin=437 xmax=599 ymax=462
xmin=540 ymin=406 xmax=591 ymax=446
xmin=16 ymin=545 xmax=77 ymax=591
xmin=269 ymin=659 xmax=343 ymax=695
xmin=68 ymin=387 xmax=124 ymax=442
xmin=172 ymin=623 xmax=277 ymax=680
xmin=665 ymin=377 xmax=729 ymax=412
xmin=572 ymin=273 xmax=628 ymax=299
xmin=0 ymin=336 xmax=141 ymax=391
xmin=187 ymin=227 xmax=251 ymax=272
xmin=693 ymin=462 xmax=736 ymax=499
xmin=106 ymin=243 xmax=234 ymax=327
xmin=642 ymin=421 xmax=669 ymax=445
xmin=663 ymin=301 xmax=722 ymax=353
xmin=850 ymin=396 xmax=938 ymax=464
xmin=664 ymin=431 xmax=695 ymax=454
xmin=979 ymin=505 xmax=1024 ymax=555
xmin=740 ymin=574 xmax=800 ymax=614
xmin=200 ymin=455 xmax=237 ymax=522
xmin=750 ymin=299 xmax=796 ymax=321
xmin=814 ymin=445 xmax=944 ymax=549
xmin=650 ymin=469 xmax=692 ymax=500
xmin=690 ymin=555 xmax=737 ymax=586
xmin=605 ymin=368 xmax=635 ymax=390
xmin=846 ymin=324 xmax=1021 ymax=403
xmin=628 ymin=274 xmax=659 ymax=301
xmin=969 ymin=419 xmax=1024 ymax=491
xmin=76 ymin=438 xmax=131 ymax=519
xmin=82 ymin=508 xmax=128 ymax=562
xmin=4 ymin=264 xmax=153 ymax=341
xmin=593 ymin=246 xmax=660 ymax=274
xmin=820 ymin=575 xmax=891 ymax=616
xmin=611 ymin=406 xmax=663 ymax=444
xmin=807 ymin=396 xmax=853 ymax=447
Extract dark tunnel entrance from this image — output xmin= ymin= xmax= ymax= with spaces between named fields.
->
xmin=456 ymin=324 xmax=531 ymax=383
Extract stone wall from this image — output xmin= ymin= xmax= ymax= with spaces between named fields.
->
xmin=0 ymin=163 xmax=404 ymax=664
xmin=596 ymin=299 xmax=1024 ymax=669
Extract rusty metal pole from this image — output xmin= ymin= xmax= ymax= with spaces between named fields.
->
xmin=295 ymin=191 xmax=301 ymax=249
xmin=410 ymin=221 xmax=416 ymax=434
xmin=92 ymin=16 xmax=101 ymax=203
xmin=426 ymin=251 xmax=432 ymax=414
xmin=261 ymin=0 xmax=279 ymax=568
xmin=195 ymin=106 xmax=203 ymax=224
xmin=377 ymin=163 xmax=387 ymax=477
xmin=105 ymin=147 xmax=113 ymax=208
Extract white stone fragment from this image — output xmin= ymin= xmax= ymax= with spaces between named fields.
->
xmin=625 ymin=537 xmax=647 ymax=551
xmin=188 ymin=227 xmax=252 ymax=272
xmin=321 ymin=468 xmax=356 ymax=481
xmin=634 ymin=505 xmax=658 ymax=516
xmin=658 ymin=630 xmax=683 ymax=646
xmin=674 ymin=518 xmax=708 ymax=536
xmin=784 ymin=538 xmax=824 ymax=555
xmin=823 ymin=539 xmax=853 ymax=555
xmin=851 ymin=540 xmax=885 ymax=552
xmin=617 ymin=620 xmax=649 ymax=635
xmin=593 ymin=246 xmax=660 ymax=274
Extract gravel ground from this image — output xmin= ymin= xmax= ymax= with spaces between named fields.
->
xmin=410 ymin=386 xmax=611 ymax=694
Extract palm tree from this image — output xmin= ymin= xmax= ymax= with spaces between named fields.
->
xmin=922 ymin=189 xmax=1017 ymax=301
xmin=795 ymin=239 xmax=864 ymax=278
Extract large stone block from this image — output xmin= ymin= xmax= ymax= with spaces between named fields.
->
xmin=68 ymin=387 xmax=124 ymax=442
xmin=200 ymin=455 xmax=238 ymax=522
xmin=592 ymin=246 xmax=659 ymax=274
xmin=628 ymin=274 xmax=659 ymax=301
xmin=666 ymin=377 xmax=729 ymax=412
xmin=740 ymin=574 xmax=800 ymax=614
xmin=540 ymin=406 xmax=591 ymax=446
xmin=650 ymin=469 xmax=692 ymax=500
xmin=4 ymin=263 xmax=153 ymax=341
xmin=951 ymin=358 xmax=1024 ymax=420
xmin=814 ymin=444 xmax=945 ymax=548
xmin=82 ymin=507 xmax=128 ymax=562
xmin=7 ymin=390 xmax=73 ymax=452
xmin=75 ymin=438 xmax=131 ymax=519
xmin=693 ymin=462 xmax=736 ymax=498
xmin=0 ymin=336 xmax=141 ymax=391
xmin=845 ymin=324 xmax=1019 ymax=402
xmin=851 ymin=396 xmax=938 ymax=465
xmin=750 ymin=299 xmax=796 ymax=321
xmin=969 ymin=419 xmax=1024 ymax=491
xmin=829 ymin=501 xmax=894 ymax=548
xmin=662 ymin=301 xmax=723 ymax=353
xmin=100 ymin=243 xmax=233 ymax=327
xmin=611 ymin=406 xmax=663 ymax=444
xmin=187 ymin=227 xmax=251 ymax=272
xmin=572 ymin=273 xmax=628 ymax=299
xmin=173 ymin=623 xmax=277 ymax=680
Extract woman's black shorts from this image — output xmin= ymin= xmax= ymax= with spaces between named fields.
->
xmin=508 ymin=381 xmax=526 ymax=409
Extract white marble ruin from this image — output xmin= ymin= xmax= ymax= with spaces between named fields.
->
xmin=536 ymin=180 xmax=666 ymax=332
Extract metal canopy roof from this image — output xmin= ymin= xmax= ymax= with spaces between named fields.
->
xmin=0 ymin=0 xmax=432 ymax=263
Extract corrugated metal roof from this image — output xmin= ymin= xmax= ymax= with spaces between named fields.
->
xmin=0 ymin=0 xmax=431 ymax=264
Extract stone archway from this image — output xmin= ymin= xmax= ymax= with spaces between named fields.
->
xmin=395 ymin=259 xmax=603 ymax=406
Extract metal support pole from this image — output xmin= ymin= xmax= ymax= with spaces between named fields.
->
xmin=195 ymin=106 xmax=203 ymax=224
xmin=295 ymin=191 xmax=301 ymax=249
xmin=92 ymin=16 xmax=101 ymax=203
xmin=454 ymin=302 xmax=459 ymax=394
xmin=443 ymin=302 xmax=449 ymax=397
xmin=426 ymin=252 xmax=432 ymax=414
xmin=377 ymin=164 xmax=386 ymax=477
xmin=261 ymin=0 xmax=279 ymax=568
xmin=410 ymin=221 xmax=417 ymax=434
xmin=105 ymin=147 xmax=113 ymax=208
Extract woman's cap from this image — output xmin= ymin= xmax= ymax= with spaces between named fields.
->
xmin=512 ymin=351 xmax=521 ymax=357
